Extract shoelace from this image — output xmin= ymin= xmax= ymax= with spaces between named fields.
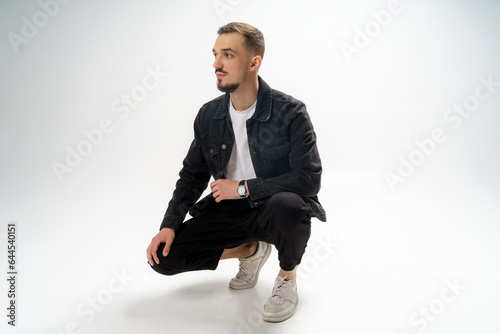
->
xmin=271 ymin=279 xmax=291 ymax=302
xmin=235 ymin=258 xmax=250 ymax=279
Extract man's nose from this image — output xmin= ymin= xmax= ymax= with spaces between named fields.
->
xmin=213 ymin=56 xmax=222 ymax=70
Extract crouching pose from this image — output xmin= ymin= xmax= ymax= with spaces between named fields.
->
xmin=147 ymin=22 xmax=326 ymax=323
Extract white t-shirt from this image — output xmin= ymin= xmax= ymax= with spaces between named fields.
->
xmin=224 ymin=99 xmax=258 ymax=181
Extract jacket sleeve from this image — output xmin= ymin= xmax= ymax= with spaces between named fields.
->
xmin=159 ymin=112 xmax=211 ymax=231
xmin=246 ymin=101 xmax=322 ymax=200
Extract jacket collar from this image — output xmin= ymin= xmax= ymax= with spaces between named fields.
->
xmin=214 ymin=76 xmax=272 ymax=122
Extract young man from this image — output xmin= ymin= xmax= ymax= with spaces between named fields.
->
xmin=146 ymin=22 xmax=326 ymax=323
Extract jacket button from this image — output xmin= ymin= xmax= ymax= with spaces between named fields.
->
xmin=221 ymin=144 xmax=227 ymax=150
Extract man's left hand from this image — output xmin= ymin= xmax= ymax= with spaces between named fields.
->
xmin=210 ymin=179 xmax=241 ymax=202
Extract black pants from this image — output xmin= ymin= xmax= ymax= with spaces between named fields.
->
xmin=150 ymin=192 xmax=312 ymax=275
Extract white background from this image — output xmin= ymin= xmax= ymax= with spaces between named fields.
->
xmin=1 ymin=0 xmax=499 ymax=333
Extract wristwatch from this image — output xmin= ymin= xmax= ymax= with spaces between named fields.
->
xmin=237 ymin=180 xmax=247 ymax=198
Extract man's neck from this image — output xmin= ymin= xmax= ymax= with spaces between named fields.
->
xmin=230 ymin=76 xmax=259 ymax=111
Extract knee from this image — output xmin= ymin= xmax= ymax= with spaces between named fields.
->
xmin=265 ymin=192 xmax=312 ymax=227
xmin=148 ymin=244 xmax=183 ymax=276
xmin=267 ymin=192 xmax=311 ymax=217
xmin=150 ymin=262 xmax=180 ymax=276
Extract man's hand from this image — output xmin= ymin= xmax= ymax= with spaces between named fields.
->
xmin=211 ymin=179 xmax=247 ymax=202
xmin=147 ymin=228 xmax=176 ymax=266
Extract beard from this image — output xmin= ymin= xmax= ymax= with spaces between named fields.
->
xmin=215 ymin=69 xmax=241 ymax=93
xmin=216 ymin=79 xmax=239 ymax=93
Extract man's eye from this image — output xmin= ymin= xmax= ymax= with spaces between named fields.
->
xmin=226 ymin=53 xmax=232 ymax=58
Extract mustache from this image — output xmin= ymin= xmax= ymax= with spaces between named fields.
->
xmin=215 ymin=69 xmax=227 ymax=75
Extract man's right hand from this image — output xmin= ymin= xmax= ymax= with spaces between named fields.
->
xmin=147 ymin=228 xmax=176 ymax=266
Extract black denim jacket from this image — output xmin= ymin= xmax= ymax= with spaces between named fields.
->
xmin=160 ymin=77 xmax=326 ymax=231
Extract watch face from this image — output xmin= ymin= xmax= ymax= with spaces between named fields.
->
xmin=238 ymin=186 xmax=245 ymax=196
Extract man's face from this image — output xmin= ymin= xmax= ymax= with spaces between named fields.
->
xmin=212 ymin=33 xmax=252 ymax=93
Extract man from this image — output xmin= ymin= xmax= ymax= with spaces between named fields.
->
xmin=147 ymin=22 xmax=326 ymax=323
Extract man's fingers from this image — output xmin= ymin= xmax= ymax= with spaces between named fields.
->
xmin=152 ymin=239 xmax=162 ymax=265
xmin=214 ymin=189 xmax=222 ymax=202
xmin=153 ymin=249 xmax=160 ymax=265
xmin=146 ymin=245 xmax=153 ymax=266
xmin=162 ymin=243 xmax=171 ymax=257
xmin=163 ymin=235 xmax=175 ymax=257
xmin=147 ymin=240 xmax=160 ymax=265
xmin=147 ymin=229 xmax=176 ymax=266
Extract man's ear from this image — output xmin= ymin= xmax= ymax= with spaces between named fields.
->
xmin=250 ymin=55 xmax=262 ymax=72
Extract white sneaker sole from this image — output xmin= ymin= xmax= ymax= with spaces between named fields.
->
xmin=262 ymin=297 xmax=298 ymax=323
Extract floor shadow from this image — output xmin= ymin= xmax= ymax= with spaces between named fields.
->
xmin=124 ymin=276 xmax=271 ymax=325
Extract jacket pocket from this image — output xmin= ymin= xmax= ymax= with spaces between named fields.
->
xmin=201 ymin=136 xmax=221 ymax=156
xmin=201 ymin=136 xmax=226 ymax=177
